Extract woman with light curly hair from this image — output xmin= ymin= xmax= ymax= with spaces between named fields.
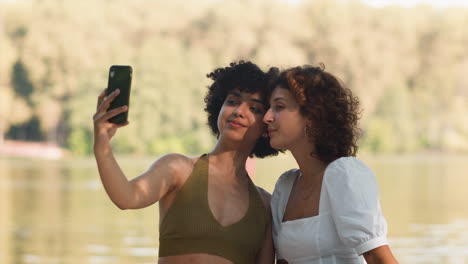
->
xmin=264 ymin=64 xmax=398 ymax=264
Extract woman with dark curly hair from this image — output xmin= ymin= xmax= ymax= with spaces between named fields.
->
xmin=93 ymin=61 xmax=280 ymax=264
xmin=263 ymin=65 xmax=398 ymax=264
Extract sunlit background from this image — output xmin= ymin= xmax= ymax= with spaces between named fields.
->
xmin=1 ymin=0 xmax=468 ymax=263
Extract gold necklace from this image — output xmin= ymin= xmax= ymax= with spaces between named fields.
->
xmin=297 ymin=171 xmax=324 ymax=200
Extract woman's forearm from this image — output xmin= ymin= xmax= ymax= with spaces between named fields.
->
xmin=363 ymin=246 xmax=398 ymax=264
xmin=94 ymin=145 xmax=135 ymax=209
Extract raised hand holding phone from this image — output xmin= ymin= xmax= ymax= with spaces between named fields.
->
xmin=93 ymin=65 xmax=132 ymax=151
xmin=93 ymin=88 xmax=128 ymax=149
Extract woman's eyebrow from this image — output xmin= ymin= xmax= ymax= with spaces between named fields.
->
xmin=250 ymin=98 xmax=263 ymax=104
xmin=272 ymin=96 xmax=286 ymax=102
xmin=227 ymin=91 xmax=241 ymax=97
xmin=229 ymin=91 xmax=263 ymax=104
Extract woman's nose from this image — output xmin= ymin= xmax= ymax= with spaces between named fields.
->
xmin=233 ymin=103 xmax=246 ymax=117
xmin=263 ymin=108 xmax=273 ymax=123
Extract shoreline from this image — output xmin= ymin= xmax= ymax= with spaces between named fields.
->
xmin=0 ymin=140 xmax=65 ymax=160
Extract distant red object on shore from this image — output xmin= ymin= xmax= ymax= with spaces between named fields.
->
xmin=0 ymin=140 xmax=64 ymax=159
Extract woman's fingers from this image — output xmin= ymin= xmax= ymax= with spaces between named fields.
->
xmin=97 ymin=89 xmax=107 ymax=109
xmin=97 ymin=89 xmax=120 ymax=113
xmin=101 ymin=105 xmax=128 ymax=122
xmin=94 ymin=105 xmax=127 ymax=124
xmin=93 ymin=90 xmax=129 ymax=139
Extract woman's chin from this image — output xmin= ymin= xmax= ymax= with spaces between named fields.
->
xmin=269 ymin=139 xmax=284 ymax=150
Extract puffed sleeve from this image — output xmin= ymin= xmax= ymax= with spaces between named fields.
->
xmin=324 ymin=157 xmax=388 ymax=255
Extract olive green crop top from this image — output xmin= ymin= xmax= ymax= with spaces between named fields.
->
xmin=159 ymin=154 xmax=269 ymax=263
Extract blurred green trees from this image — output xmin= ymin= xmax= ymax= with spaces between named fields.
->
xmin=1 ymin=0 xmax=468 ymax=155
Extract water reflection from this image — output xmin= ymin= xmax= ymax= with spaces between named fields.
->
xmin=392 ymin=219 xmax=468 ymax=263
xmin=1 ymin=155 xmax=468 ymax=264
xmin=0 ymin=158 xmax=158 ymax=264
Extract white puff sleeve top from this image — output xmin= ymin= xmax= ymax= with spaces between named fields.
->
xmin=271 ymin=157 xmax=388 ymax=264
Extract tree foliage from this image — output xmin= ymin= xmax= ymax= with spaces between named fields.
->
xmin=1 ymin=0 xmax=468 ymax=155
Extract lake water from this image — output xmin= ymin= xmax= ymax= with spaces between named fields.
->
xmin=1 ymin=153 xmax=468 ymax=264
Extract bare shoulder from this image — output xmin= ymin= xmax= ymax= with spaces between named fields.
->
xmin=255 ymin=186 xmax=272 ymax=210
xmin=147 ymin=153 xmax=200 ymax=183
xmin=149 ymin=153 xmax=192 ymax=169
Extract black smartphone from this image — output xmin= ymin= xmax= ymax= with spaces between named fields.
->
xmin=106 ymin=65 xmax=132 ymax=124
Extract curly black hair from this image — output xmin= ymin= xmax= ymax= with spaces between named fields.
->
xmin=273 ymin=64 xmax=361 ymax=163
xmin=204 ymin=60 xmax=282 ymax=158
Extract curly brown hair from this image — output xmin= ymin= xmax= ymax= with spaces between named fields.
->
xmin=274 ymin=64 xmax=361 ymax=163
xmin=204 ymin=60 xmax=282 ymax=158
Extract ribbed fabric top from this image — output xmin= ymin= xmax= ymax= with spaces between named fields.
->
xmin=159 ymin=154 xmax=268 ymax=264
